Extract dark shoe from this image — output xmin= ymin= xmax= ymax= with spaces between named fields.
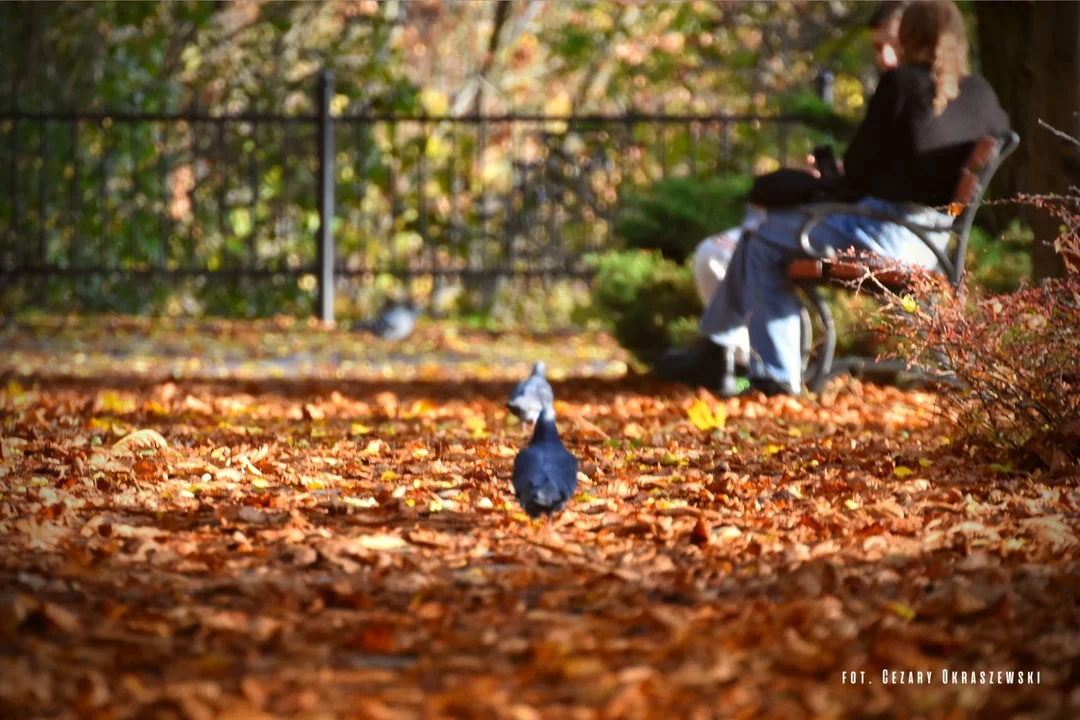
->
xmin=744 ymin=376 xmax=796 ymax=397
xmin=653 ymin=338 xmax=739 ymax=396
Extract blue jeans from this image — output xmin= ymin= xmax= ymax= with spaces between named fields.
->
xmin=699 ymin=197 xmax=951 ymax=391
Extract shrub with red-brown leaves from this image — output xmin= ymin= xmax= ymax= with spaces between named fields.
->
xmin=875 ymin=195 xmax=1080 ymax=465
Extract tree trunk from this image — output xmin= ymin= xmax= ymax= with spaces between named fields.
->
xmin=976 ymin=1 xmax=1080 ymax=280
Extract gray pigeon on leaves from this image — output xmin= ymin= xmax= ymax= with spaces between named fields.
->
xmin=511 ymin=397 xmax=578 ymax=521
xmin=507 ymin=361 xmax=553 ymax=428
xmin=354 ymin=302 xmax=417 ymax=341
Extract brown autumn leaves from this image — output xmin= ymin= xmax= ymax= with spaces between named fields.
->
xmin=1 ymin=321 xmax=1079 ymax=719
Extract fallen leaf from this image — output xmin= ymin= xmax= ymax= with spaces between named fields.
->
xmin=113 ymin=429 xmax=168 ymax=455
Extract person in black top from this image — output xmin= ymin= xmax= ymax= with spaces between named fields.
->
xmin=659 ymin=0 xmax=1011 ymax=397
xmin=688 ymin=1 xmax=912 ymax=370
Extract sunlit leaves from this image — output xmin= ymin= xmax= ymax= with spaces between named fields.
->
xmin=686 ymin=398 xmax=725 ymax=432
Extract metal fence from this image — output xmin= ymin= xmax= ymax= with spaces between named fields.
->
xmin=0 ymin=71 xmax=839 ymax=321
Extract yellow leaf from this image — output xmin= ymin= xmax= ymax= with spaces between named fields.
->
xmin=251 ymin=478 xmax=269 ymax=489
xmin=686 ymin=398 xmax=726 ymax=432
xmin=97 ymin=391 xmax=135 ymax=414
xmin=763 ymin=444 xmax=783 ymax=456
xmin=844 ymin=499 xmax=860 ymax=510
xmin=144 ymin=401 xmax=168 ymax=416
xmin=464 ymin=416 xmax=488 ymax=439
xmin=918 ymin=458 xmax=933 ymax=468
xmin=419 ymin=88 xmax=449 ymax=116
xmin=893 ymin=466 xmax=914 ymax=478
xmin=350 ymin=423 xmax=372 ymax=436
xmin=381 ymin=470 xmax=398 ymax=481
xmin=885 ymin=600 xmax=917 ymax=622
xmin=89 ymin=417 xmax=113 ymax=432
xmin=622 ymin=422 xmax=644 ymax=439
xmin=901 ymin=295 xmax=918 ymax=314
xmin=362 ymin=439 xmax=386 ymax=455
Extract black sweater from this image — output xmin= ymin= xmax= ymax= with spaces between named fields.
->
xmin=842 ymin=65 xmax=1011 ymax=207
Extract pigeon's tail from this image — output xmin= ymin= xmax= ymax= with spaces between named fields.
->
xmin=524 ymin=480 xmax=567 ymax=517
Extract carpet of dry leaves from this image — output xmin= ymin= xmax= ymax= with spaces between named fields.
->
xmin=2 ymin=318 xmax=1079 ymax=720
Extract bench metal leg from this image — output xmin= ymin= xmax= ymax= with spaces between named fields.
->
xmin=798 ymin=283 xmax=836 ymax=394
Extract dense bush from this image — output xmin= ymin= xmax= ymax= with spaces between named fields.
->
xmin=588 ymin=250 xmax=700 ymax=364
xmin=875 ymin=197 xmax=1079 ymax=467
xmin=614 ymin=176 xmax=753 ymax=264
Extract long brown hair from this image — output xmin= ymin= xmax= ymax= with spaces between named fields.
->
xmin=898 ymin=1 xmax=970 ymax=115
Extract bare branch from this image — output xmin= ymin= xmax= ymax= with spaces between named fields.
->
xmin=1038 ymin=118 xmax=1080 ymax=152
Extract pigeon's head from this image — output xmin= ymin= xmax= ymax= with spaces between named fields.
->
xmin=532 ymin=361 xmax=547 ymax=377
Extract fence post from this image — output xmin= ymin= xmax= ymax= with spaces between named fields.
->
xmin=316 ymin=69 xmax=336 ymax=324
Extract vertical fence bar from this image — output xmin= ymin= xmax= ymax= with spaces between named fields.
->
xmin=215 ymin=121 xmax=228 ymax=262
xmin=156 ymin=124 xmax=169 ymax=269
xmin=11 ymin=118 xmax=20 ymax=263
xmin=418 ymin=121 xmax=430 ymax=268
xmin=129 ymin=123 xmax=140 ymax=261
xmin=248 ymin=120 xmax=258 ymax=269
xmin=777 ymin=120 xmax=789 ymax=168
xmin=69 ymin=120 xmax=81 ymax=265
xmin=316 ymin=70 xmax=336 ymax=324
xmin=38 ymin=120 xmax=48 ymax=266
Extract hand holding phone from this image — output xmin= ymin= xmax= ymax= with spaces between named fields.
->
xmin=812 ymin=145 xmax=841 ymax=180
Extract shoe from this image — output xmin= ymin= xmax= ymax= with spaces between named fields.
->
xmin=653 ymin=338 xmax=740 ymax=396
xmin=743 ymin=376 xmax=796 ymax=397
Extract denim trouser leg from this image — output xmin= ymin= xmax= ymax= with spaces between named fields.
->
xmin=699 ymin=197 xmax=950 ymax=392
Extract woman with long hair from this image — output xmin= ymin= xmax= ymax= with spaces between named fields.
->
xmin=659 ymin=0 xmax=1010 ymax=396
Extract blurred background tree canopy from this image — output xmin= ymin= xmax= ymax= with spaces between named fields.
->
xmin=2 ymin=1 xmax=876 ymax=117
xmin=0 ymin=1 xmax=1047 ymax=332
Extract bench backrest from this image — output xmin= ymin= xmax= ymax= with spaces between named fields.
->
xmin=945 ymin=130 xmax=1020 ymax=287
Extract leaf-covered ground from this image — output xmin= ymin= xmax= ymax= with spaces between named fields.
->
xmin=2 ymin=318 xmax=1079 ymax=719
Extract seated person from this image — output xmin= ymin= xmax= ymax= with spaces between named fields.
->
xmin=687 ymin=0 xmax=909 ymax=371
xmin=658 ymin=0 xmax=1010 ymax=397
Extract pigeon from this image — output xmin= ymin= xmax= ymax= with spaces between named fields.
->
xmin=510 ymin=398 xmax=578 ymax=522
xmin=354 ymin=302 xmax=417 ymax=341
xmin=507 ymin=361 xmax=553 ymax=429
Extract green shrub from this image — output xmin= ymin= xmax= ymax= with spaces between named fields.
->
xmin=965 ymin=219 xmax=1033 ymax=294
xmin=614 ymin=176 xmax=753 ymax=264
xmin=588 ymin=250 xmax=700 ymax=364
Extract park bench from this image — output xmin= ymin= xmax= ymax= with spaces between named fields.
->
xmin=787 ymin=131 xmax=1021 ymax=393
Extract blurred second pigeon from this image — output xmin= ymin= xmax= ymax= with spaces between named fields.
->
xmin=354 ymin=302 xmax=417 ymax=341
xmin=507 ymin=361 xmax=553 ymax=428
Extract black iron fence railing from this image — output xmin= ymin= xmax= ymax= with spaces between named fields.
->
xmin=0 ymin=71 xmax=841 ymax=321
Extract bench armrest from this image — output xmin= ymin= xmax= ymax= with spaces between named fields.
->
xmin=788 ymin=202 xmax=956 ymax=277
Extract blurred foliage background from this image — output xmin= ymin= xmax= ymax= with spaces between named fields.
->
xmin=0 ymin=0 xmax=1032 ymax=347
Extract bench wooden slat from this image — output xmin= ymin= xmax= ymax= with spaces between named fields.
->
xmin=789 ymin=258 xmax=913 ymax=289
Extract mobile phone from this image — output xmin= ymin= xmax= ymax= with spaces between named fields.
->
xmin=813 ymin=145 xmax=840 ymax=180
